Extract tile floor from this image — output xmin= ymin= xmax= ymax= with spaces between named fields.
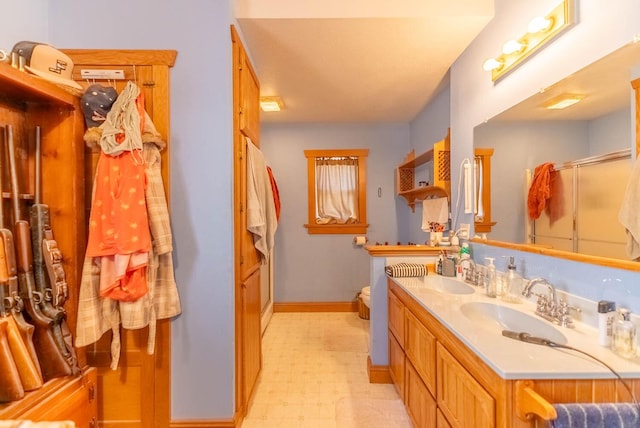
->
xmin=242 ymin=312 xmax=412 ymax=428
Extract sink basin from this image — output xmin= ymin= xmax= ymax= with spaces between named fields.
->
xmin=460 ymin=302 xmax=567 ymax=345
xmin=422 ymin=276 xmax=475 ymax=295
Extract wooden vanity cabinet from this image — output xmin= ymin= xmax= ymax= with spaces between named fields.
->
xmin=388 ymin=278 xmax=640 ymax=428
xmin=388 ymin=288 xmax=405 ymax=399
xmin=0 ymin=60 xmax=96 ymax=425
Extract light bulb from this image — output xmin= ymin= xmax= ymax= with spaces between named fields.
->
xmin=528 ymin=16 xmax=552 ymax=33
xmin=502 ymin=40 xmax=525 ymax=55
xmin=482 ymin=58 xmax=503 ymax=71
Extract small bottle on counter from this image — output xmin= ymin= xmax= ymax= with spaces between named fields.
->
xmin=597 ymin=301 xmax=616 ymax=347
xmin=501 ymin=256 xmax=522 ymax=303
xmin=484 ymin=257 xmax=497 ymax=298
xmin=611 ymin=308 xmax=637 ymax=359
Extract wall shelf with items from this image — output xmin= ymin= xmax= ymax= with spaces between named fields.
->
xmin=397 ymin=129 xmax=450 ymax=212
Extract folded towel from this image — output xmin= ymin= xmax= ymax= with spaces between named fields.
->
xmin=385 ymin=263 xmax=427 ymax=278
xmin=552 ymin=403 xmax=640 ymax=428
xmin=422 ymin=197 xmax=448 ymax=232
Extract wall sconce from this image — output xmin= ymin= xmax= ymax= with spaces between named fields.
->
xmin=483 ymin=0 xmax=574 ymax=82
xmin=260 ymin=96 xmax=284 ymax=112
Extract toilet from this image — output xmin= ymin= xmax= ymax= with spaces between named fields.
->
xmin=358 ymin=286 xmax=371 ymax=320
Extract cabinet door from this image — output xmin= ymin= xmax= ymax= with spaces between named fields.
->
xmin=242 ymin=269 xmax=262 ymax=402
xmin=388 ymin=290 xmax=405 ymax=347
xmin=239 ymin=49 xmax=260 ymax=144
xmin=437 ymin=343 xmax=495 ymax=428
xmin=405 ymin=310 xmax=436 ymax=396
xmin=388 ymin=330 xmax=405 ymax=401
xmin=437 ymin=408 xmax=453 ymax=428
xmin=406 ymin=360 xmax=437 ymax=428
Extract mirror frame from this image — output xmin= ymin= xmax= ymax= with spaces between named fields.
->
xmin=472 ymin=238 xmax=640 ymax=272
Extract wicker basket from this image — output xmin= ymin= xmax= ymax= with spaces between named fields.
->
xmin=358 ymin=296 xmax=370 ymax=320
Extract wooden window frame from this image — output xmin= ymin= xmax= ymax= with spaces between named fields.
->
xmin=304 ymin=149 xmax=369 ymax=234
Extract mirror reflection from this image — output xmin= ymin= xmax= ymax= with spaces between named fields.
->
xmin=474 ymin=41 xmax=640 ymax=262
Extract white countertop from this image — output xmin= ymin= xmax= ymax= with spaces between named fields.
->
xmin=391 ymin=274 xmax=640 ymax=380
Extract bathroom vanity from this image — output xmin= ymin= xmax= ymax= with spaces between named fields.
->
xmin=387 ymin=275 xmax=640 ymax=427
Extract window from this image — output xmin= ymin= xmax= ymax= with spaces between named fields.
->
xmin=304 ymin=149 xmax=369 ymax=234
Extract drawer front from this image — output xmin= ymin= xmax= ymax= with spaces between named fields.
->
xmin=388 ymin=330 xmax=405 ymax=401
xmin=437 ymin=343 xmax=495 ymax=428
xmin=405 ymin=309 xmax=436 ymax=396
xmin=388 ymin=289 xmax=405 ymax=347
xmin=406 ymin=359 xmax=437 ymax=428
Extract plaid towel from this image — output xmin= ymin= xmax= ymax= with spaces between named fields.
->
xmin=385 ymin=263 xmax=428 ymax=277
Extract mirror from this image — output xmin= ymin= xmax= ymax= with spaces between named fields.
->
xmin=473 ymin=41 xmax=640 ymax=269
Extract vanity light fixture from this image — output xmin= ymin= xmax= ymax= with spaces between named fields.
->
xmin=483 ymin=0 xmax=574 ymax=82
xmin=260 ymin=96 xmax=284 ymax=112
xmin=542 ymin=93 xmax=585 ymax=110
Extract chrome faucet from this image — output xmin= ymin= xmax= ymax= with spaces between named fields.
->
xmin=521 ymin=278 xmax=579 ymax=328
xmin=522 ymin=277 xmax=559 ymax=323
xmin=458 ymin=258 xmax=477 ymax=285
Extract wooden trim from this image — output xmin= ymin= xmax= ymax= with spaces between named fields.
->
xmin=274 ymin=301 xmax=358 ymax=312
xmin=367 ymin=356 xmax=393 ymax=384
xmin=365 ymin=245 xmax=455 ymax=257
xmin=303 ymin=149 xmax=369 ymax=234
xmin=0 ymin=62 xmax=77 ymax=107
xmin=63 ymin=49 xmax=177 ymax=66
xmin=304 ymin=223 xmax=369 ymax=234
xmin=170 ymin=420 xmax=236 ymax=428
xmin=632 ymin=77 xmax=640 ymax=158
xmin=474 ymin=238 xmax=640 ymax=272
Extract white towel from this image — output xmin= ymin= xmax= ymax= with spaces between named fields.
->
xmin=421 ymin=197 xmax=449 ymax=232
xmin=246 ymin=138 xmax=278 ymax=262
xmin=618 ymin=157 xmax=640 ymax=260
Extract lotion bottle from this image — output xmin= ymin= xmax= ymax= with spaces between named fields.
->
xmin=484 ymin=257 xmax=496 ymax=298
xmin=597 ymin=301 xmax=616 ymax=347
xmin=611 ymin=308 xmax=637 ymax=359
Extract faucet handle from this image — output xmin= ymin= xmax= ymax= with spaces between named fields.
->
xmin=557 ymin=299 xmax=580 ymax=328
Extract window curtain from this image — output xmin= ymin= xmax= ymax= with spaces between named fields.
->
xmin=315 ymin=157 xmax=359 ymax=224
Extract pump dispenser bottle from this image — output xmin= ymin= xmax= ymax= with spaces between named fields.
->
xmin=502 ymin=256 xmax=522 ymax=303
xmin=611 ymin=308 xmax=637 ymax=359
xmin=484 ymin=257 xmax=496 ymax=298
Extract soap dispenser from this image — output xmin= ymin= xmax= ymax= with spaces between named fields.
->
xmin=501 ymin=256 xmax=522 ymax=304
xmin=611 ymin=308 xmax=637 ymax=359
xmin=484 ymin=257 xmax=497 ymax=298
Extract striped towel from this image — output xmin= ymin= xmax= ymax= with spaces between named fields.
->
xmin=385 ymin=263 xmax=427 ymax=278
xmin=552 ymin=403 xmax=640 ymax=427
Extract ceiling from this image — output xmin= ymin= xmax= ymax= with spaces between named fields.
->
xmin=491 ymin=41 xmax=640 ymax=122
xmin=236 ymin=4 xmax=494 ymax=123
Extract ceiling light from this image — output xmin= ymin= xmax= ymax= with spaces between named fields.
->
xmin=528 ymin=16 xmax=553 ymax=34
xmin=502 ymin=40 xmax=526 ymax=55
xmin=543 ymin=93 xmax=585 ymax=109
xmin=260 ymin=96 xmax=284 ymax=112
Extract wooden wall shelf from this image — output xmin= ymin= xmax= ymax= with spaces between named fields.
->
xmin=397 ymin=130 xmax=451 ymax=212
xmin=0 ymin=63 xmax=77 ymax=108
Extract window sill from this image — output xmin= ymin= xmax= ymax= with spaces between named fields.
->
xmin=304 ymin=223 xmax=369 ymax=235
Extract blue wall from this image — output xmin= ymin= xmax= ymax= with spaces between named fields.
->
xmin=261 ymin=123 xmax=409 ymax=302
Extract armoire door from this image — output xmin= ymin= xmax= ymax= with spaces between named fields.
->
xmin=66 ymin=49 xmax=176 ymax=428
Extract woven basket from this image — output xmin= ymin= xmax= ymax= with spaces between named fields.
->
xmin=358 ymin=296 xmax=370 ymax=320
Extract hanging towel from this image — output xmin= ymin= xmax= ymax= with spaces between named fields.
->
xmin=246 ymin=138 xmax=278 ymax=262
xmin=619 ymin=157 xmax=640 ymax=260
xmin=421 ymin=197 xmax=448 ymax=232
xmin=551 ymin=403 xmax=640 ymax=428
xmin=527 ymin=162 xmax=555 ymax=220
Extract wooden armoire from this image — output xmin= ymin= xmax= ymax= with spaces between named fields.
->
xmin=231 ymin=25 xmax=263 ymax=423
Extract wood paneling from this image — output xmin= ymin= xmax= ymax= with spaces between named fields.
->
xmin=406 ymin=359 xmax=437 ymax=428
